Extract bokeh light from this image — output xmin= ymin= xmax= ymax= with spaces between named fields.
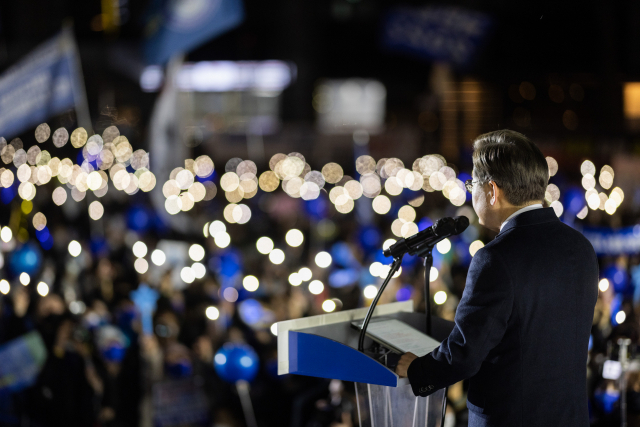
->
xmin=0 ymin=279 xmax=9 ymax=295
xmin=429 ymin=267 xmax=438 ymax=282
xmin=1 ymin=226 xmax=13 ymax=242
xmin=369 ymin=262 xmax=382 ymax=277
xmin=209 ymin=220 xmax=226 ymax=238
xmin=181 ymin=266 xmax=195 ymax=284
xmin=269 ymin=249 xmax=285 ymax=264
xmin=289 ymin=273 xmax=302 ymax=286
xmin=20 ymin=273 xmax=30 ymax=286
xmin=36 ymin=281 xmax=49 ymax=296
xmin=256 ymin=237 xmax=274 ymax=254
xmin=309 ymin=280 xmax=324 ymax=295
xmin=434 ymin=291 xmax=447 ymax=305
xmin=580 ymin=160 xmax=595 ymax=176
xmin=599 ymin=278 xmax=610 ymax=292
xmin=206 ymin=306 xmax=220 ymax=320
xmin=89 ymin=201 xmax=104 ymax=220
xmin=243 ymin=275 xmax=259 ymax=292
xmin=132 ymin=241 xmax=148 ymax=258
xmin=382 ymin=239 xmax=396 ymax=251
xmin=322 ymin=299 xmax=336 ymax=312
xmin=469 ymin=240 xmax=484 ymax=257
xmin=436 ymin=238 xmax=451 ymax=254
xmin=298 ymin=267 xmax=312 ymax=281
xmin=315 ymin=251 xmax=332 ymax=268
xmin=151 ymin=249 xmax=166 ymax=266
xmin=363 ymin=285 xmax=378 ymax=299
xmin=68 ymin=240 xmax=82 ymax=257
xmin=285 ymin=229 xmax=304 ymax=247
xmin=372 ymin=195 xmax=391 ymax=214
xmin=215 ymin=232 xmax=231 ymax=248
xmin=223 ymin=287 xmax=239 ymax=302
xmin=189 ymin=244 xmax=205 ymax=262
xmin=32 ymin=213 xmax=46 ymax=231
xmin=134 ymin=258 xmax=149 ymax=274
xmin=192 ymin=263 xmax=206 ymax=279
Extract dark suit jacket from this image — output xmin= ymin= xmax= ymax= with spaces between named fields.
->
xmin=407 ymin=207 xmax=598 ymax=427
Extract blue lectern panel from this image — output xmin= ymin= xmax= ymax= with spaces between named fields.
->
xmin=288 ymin=330 xmax=397 ymax=386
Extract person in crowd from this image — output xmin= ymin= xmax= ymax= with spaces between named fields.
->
xmin=27 ymin=310 xmax=97 ymax=427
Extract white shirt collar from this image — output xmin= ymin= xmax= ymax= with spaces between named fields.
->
xmin=499 ymin=204 xmax=543 ymax=231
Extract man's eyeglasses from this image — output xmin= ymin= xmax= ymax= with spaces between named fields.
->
xmin=465 ymin=179 xmax=480 ymax=193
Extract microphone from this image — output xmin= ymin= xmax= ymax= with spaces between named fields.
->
xmin=383 ymin=216 xmax=469 ymax=258
xmin=453 ymin=215 xmax=470 ymax=234
xmin=384 ymin=217 xmax=454 ymax=258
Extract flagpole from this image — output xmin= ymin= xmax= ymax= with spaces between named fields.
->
xmin=62 ymin=24 xmax=93 ymax=135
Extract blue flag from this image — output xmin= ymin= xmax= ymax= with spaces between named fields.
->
xmin=144 ymin=0 xmax=245 ymax=65
xmin=0 ymin=29 xmax=87 ymax=139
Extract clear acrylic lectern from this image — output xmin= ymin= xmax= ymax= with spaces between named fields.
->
xmin=276 ymin=301 xmax=454 ymax=427
xmin=355 ymin=381 xmax=446 ymax=427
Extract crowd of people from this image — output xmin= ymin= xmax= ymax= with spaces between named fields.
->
xmin=0 ymin=184 xmax=638 ymax=427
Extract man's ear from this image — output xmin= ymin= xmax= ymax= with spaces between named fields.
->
xmin=489 ymin=181 xmax=498 ymax=206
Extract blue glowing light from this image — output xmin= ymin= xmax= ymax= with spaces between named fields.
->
xmin=328 ymin=268 xmax=359 ymax=288
xmin=35 ymin=226 xmax=50 ymax=242
xmin=213 ymin=343 xmax=259 ymax=383
xmin=196 ymin=169 xmax=216 ymax=181
xmin=331 ymin=242 xmax=358 ymax=268
xmin=238 ymin=299 xmax=264 ymax=326
xmin=603 ymin=265 xmax=629 ymax=295
xmin=564 ymin=188 xmax=585 ymax=214
xmin=127 ymin=205 xmax=153 ymax=232
xmin=9 ymin=242 xmax=42 ymax=277
xmin=359 ymin=226 xmax=381 ymax=251
xmin=396 ymin=286 xmax=412 ymax=302
xmin=40 ymin=235 xmax=54 ymax=251
xmin=417 ymin=217 xmax=434 ymax=231
xmin=1 ymin=185 xmax=16 ymax=204
xmin=304 ymin=196 xmax=329 ymax=219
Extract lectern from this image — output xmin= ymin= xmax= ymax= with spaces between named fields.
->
xmin=277 ymin=301 xmax=454 ymax=427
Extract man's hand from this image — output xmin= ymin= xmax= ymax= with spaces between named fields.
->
xmin=396 ymin=352 xmax=418 ymax=378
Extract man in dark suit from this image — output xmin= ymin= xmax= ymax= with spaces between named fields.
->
xmin=396 ymin=130 xmax=599 ymax=426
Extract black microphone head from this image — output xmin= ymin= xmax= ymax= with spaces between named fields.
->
xmin=453 ymin=216 xmax=470 ymax=234
xmin=383 ymin=239 xmax=408 ymax=258
xmin=433 ymin=217 xmax=455 ymax=236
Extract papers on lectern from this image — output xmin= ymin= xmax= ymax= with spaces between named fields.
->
xmin=352 ymin=318 xmax=441 ymax=357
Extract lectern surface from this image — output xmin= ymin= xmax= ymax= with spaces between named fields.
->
xmin=294 ymin=311 xmax=454 ymax=350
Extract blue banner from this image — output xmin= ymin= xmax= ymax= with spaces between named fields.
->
xmin=144 ymin=0 xmax=244 ymax=65
xmin=582 ymin=225 xmax=640 ymax=256
xmin=0 ymin=331 xmax=47 ymax=394
xmin=381 ymin=6 xmax=492 ymax=67
xmin=0 ymin=30 xmax=84 ymax=139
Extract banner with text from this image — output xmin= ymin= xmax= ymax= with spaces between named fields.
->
xmin=582 ymin=225 xmax=640 ymax=256
xmin=382 ymin=6 xmax=492 ymax=68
